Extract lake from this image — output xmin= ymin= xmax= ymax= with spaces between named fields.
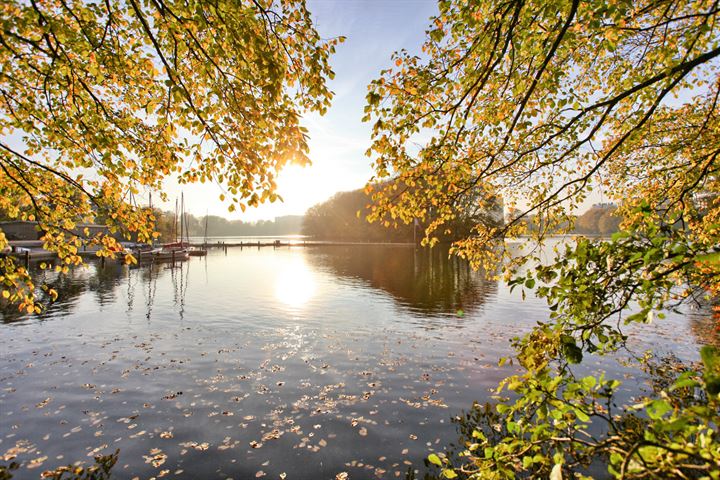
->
xmin=0 ymin=244 xmax=713 ymax=479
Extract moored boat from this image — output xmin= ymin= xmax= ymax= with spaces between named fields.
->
xmin=187 ymin=246 xmax=207 ymax=256
xmin=134 ymin=246 xmax=189 ymax=263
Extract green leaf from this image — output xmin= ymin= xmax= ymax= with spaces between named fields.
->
xmin=428 ymin=453 xmax=442 ymax=467
xmin=561 ymin=341 xmax=583 ymax=364
xmin=575 ymin=408 xmax=590 ymax=422
xmin=646 ymin=399 xmax=672 ymax=420
xmin=701 ymin=346 xmax=720 ymax=395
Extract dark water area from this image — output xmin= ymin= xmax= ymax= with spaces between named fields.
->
xmin=0 ymin=244 xmax=713 ymax=479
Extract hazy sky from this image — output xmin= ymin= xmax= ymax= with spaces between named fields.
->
xmin=167 ymin=0 xmax=440 ymax=221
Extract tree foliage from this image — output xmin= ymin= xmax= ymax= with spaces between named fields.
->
xmin=365 ymin=0 xmax=720 ymax=477
xmin=303 ymin=186 xmax=503 ymax=242
xmin=365 ymin=0 xmax=719 ymax=266
xmin=574 ymin=203 xmax=622 ymax=235
xmin=303 ymin=188 xmax=416 ymax=242
xmin=0 ymin=0 xmax=341 ymax=312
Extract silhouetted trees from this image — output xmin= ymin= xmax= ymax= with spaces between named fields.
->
xmin=302 ymin=187 xmax=504 ymax=242
xmin=505 ymin=204 xmax=622 ymax=236
xmin=303 ymin=189 xmax=415 ymax=242
xmin=574 ymin=204 xmax=622 ymax=235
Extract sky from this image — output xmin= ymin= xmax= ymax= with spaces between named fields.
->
xmin=166 ymin=0 xmax=440 ymax=222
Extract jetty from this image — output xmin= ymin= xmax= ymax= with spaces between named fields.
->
xmin=188 ymin=240 xmax=415 ymax=249
xmin=3 ymin=240 xmax=417 ymax=266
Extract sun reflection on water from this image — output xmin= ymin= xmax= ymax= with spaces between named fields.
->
xmin=274 ymin=258 xmax=316 ymax=308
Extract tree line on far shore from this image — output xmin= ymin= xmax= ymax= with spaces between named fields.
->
xmin=512 ymin=202 xmax=622 ymax=237
xmin=301 ymin=188 xmax=621 ymax=242
xmin=149 ymin=212 xmax=303 ymax=241
xmin=301 ymin=186 xmax=506 ymax=243
xmin=0 ymin=195 xmax=619 ymax=243
xmin=146 ymin=190 xmax=621 ymax=243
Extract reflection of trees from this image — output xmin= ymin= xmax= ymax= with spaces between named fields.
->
xmin=1 ymin=261 xmax=121 ymax=323
xmin=688 ymin=309 xmax=720 ymax=347
xmin=0 ymin=259 xmax=187 ymax=323
xmin=308 ymin=245 xmax=498 ymax=316
xmin=88 ymin=262 xmax=124 ymax=306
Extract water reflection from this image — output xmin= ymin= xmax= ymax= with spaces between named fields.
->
xmin=275 ymin=257 xmax=316 ymax=308
xmin=86 ymin=261 xmax=124 ymax=306
xmin=0 ymin=245 xmax=713 ymax=479
xmin=2 ymin=246 xmax=498 ymax=324
xmin=0 ymin=260 xmax=190 ymax=324
xmin=307 ymin=245 xmax=498 ymax=316
xmin=1 ymin=264 xmax=100 ymax=323
xmin=688 ymin=309 xmax=720 ymax=347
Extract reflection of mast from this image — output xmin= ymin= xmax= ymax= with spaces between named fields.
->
xmin=204 ymin=251 xmax=208 ymax=283
xmin=170 ymin=258 xmax=189 ymax=321
xmin=180 ymin=260 xmax=189 ymax=321
xmin=145 ymin=265 xmax=157 ymax=321
xmin=126 ymin=267 xmax=136 ymax=317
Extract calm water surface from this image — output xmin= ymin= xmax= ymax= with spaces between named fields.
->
xmin=0 ymin=245 xmax=713 ymax=479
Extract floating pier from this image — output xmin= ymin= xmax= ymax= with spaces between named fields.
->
xmin=189 ymin=240 xmax=414 ymax=249
xmin=2 ymin=240 xmax=416 ymax=267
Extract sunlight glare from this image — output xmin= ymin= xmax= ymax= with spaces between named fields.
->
xmin=275 ymin=258 xmax=316 ymax=308
xmin=275 ymin=164 xmax=330 ymax=212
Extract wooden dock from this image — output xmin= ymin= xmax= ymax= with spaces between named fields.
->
xmin=188 ymin=240 xmax=415 ymax=249
xmin=3 ymin=240 xmax=416 ymax=266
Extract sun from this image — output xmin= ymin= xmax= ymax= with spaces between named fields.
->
xmin=275 ymin=164 xmax=329 ymax=212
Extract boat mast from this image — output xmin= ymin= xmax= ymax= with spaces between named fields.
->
xmin=204 ymin=210 xmax=209 ymax=247
xmin=180 ymin=192 xmax=185 ymax=246
xmin=174 ymin=198 xmax=178 ymax=243
xmin=184 ymin=202 xmax=190 ymax=245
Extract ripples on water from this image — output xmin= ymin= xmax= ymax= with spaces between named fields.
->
xmin=0 ymin=245 xmax=711 ymax=479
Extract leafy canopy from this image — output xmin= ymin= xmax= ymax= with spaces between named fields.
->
xmin=0 ymin=0 xmax=342 ymax=312
xmin=365 ymin=0 xmax=720 ymax=478
xmin=365 ymin=0 xmax=719 ymax=268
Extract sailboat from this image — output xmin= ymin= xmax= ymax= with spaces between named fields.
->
xmin=161 ymin=194 xmax=191 ymax=257
xmin=129 ymin=193 xmax=189 ymax=264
